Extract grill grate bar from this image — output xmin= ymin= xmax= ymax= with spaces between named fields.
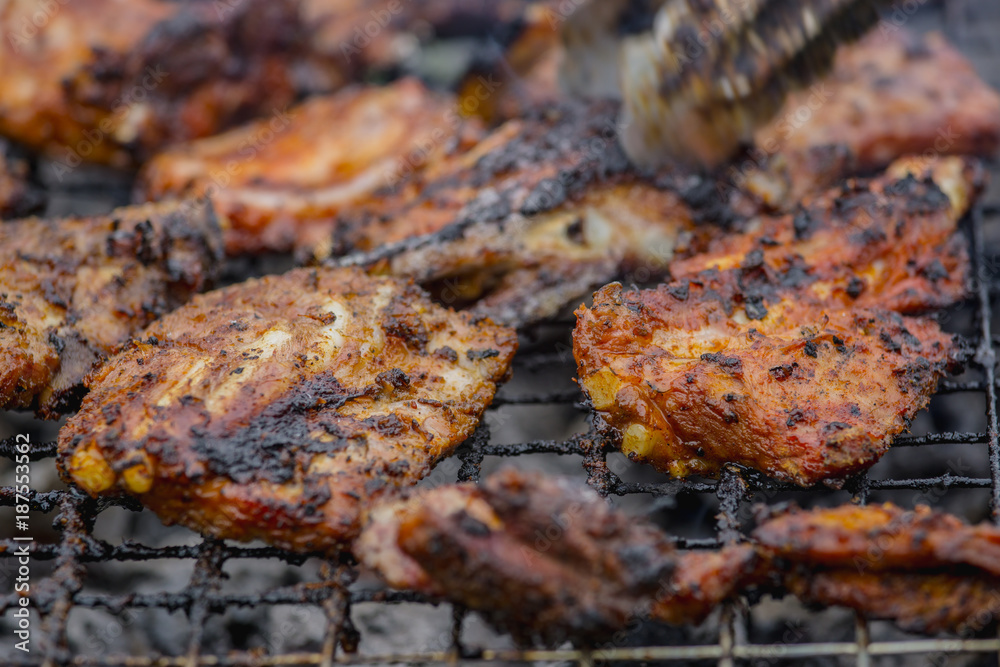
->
xmin=972 ymin=204 xmax=1000 ymax=523
xmin=7 ymin=637 xmax=1000 ymax=667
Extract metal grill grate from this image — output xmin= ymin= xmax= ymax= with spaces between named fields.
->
xmin=4 ymin=2 xmax=1000 ymax=665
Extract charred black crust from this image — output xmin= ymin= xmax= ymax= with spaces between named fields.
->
xmin=61 ymin=0 xmax=318 ymax=163
xmin=1 ymin=200 xmax=222 ymax=417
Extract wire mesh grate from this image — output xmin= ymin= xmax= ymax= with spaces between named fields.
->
xmin=1 ymin=200 xmax=998 ymax=666
xmin=3 ymin=2 xmax=1000 ymax=664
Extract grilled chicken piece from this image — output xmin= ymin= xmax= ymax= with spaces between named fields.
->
xmin=787 ymin=571 xmax=1000 ymax=636
xmin=753 ymin=503 xmax=1000 ymax=576
xmin=0 ymin=141 xmax=41 ymax=219
xmin=0 ymin=0 xmax=336 ymax=168
xmin=755 ymin=503 xmax=1000 ymax=634
xmin=365 ymin=182 xmax=702 ymax=327
xmin=358 ymin=468 xmax=756 ymax=645
xmin=753 ymin=30 xmax=1000 ymax=205
xmin=651 ymin=546 xmax=761 ymax=626
xmin=311 ymin=101 xmax=706 ymax=326
xmin=673 ymin=157 xmax=978 ymax=314
xmin=574 ymin=270 xmax=962 ymax=487
xmin=58 ymin=268 xmax=516 ymax=552
xmin=137 ymin=80 xmax=483 ymax=255
xmin=1 ymin=200 xmax=222 ymax=417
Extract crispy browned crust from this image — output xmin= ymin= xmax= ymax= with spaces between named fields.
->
xmin=0 ymin=140 xmax=42 ymax=219
xmin=757 ymin=503 xmax=1000 ymax=634
xmin=756 ymin=30 xmax=1000 ymax=202
xmin=309 ymin=101 xmax=706 ymax=326
xmin=574 ymin=270 xmax=961 ymax=486
xmin=674 ymin=157 xmax=978 ymax=314
xmin=361 ymin=479 xmax=1000 ymax=640
xmin=137 ymin=80 xmax=483 ymax=255
xmin=786 ymin=571 xmax=1000 ymax=635
xmin=754 ymin=503 xmax=1000 ymax=577
xmin=368 ymin=182 xmax=703 ymax=327
xmin=1 ymin=200 xmax=222 ymax=417
xmin=651 ymin=546 xmax=761 ymax=626
xmin=358 ymin=468 xmax=680 ymax=646
xmin=359 ymin=468 xmax=764 ymax=643
xmin=0 ymin=0 xmax=336 ymax=167
xmin=57 ymin=267 xmax=517 ymax=552
xmin=313 ymin=100 xmax=632 ymax=257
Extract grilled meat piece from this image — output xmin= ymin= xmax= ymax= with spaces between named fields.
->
xmin=0 ymin=0 xmax=336 ymax=168
xmin=786 ymin=571 xmax=1000 ymax=636
xmin=673 ymin=156 xmax=978 ymax=314
xmin=0 ymin=200 xmax=222 ymax=417
xmin=358 ymin=468 xmax=756 ymax=645
xmin=0 ymin=140 xmax=42 ymax=218
xmin=616 ymin=0 xmax=888 ymax=169
xmin=58 ymin=268 xmax=517 ymax=552
xmin=753 ymin=503 xmax=1000 ymax=576
xmin=756 ymin=503 xmax=1000 ymax=634
xmin=360 ymin=469 xmax=678 ymax=646
xmin=137 ymin=80 xmax=483 ymax=255
xmin=574 ymin=271 xmax=962 ymax=486
xmin=312 ymin=101 xmax=631 ymax=257
xmin=650 ymin=546 xmax=761 ymax=626
xmin=754 ymin=30 xmax=1000 ymax=204
xmin=312 ymin=101 xmax=706 ymax=327
xmin=364 ymin=182 xmax=702 ymax=327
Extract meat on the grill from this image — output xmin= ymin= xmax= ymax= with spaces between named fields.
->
xmin=0 ymin=200 xmax=222 ymax=417
xmin=315 ymin=101 xmax=709 ymax=327
xmin=0 ymin=0 xmax=338 ymax=168
xmin=0 ymin=139 xmax=42 ymax=219
xmin=575 ymin=156 xmax=973 ymax=486
xmin=136 ymin=79 xmax=484 ymax=255
xmin=554 ymin=7 xmax=1000 ymax=204
xmin=754 ymin=30 xmax=1000 ymax=205
xmin=755 ymin=503 xmax=1000 ymax=634
xmin=753 ymin=503 xmax=1000 ymax=575
xmin=303 ymin=0 xmax=539 ymax=75
xmin=618 ymin=0 xmax=889 ymax=170
xmin=360 ymin=472 xmax=1000 ymax=642
xmin=58 ymin=268 xmax=517 ymax=552
xmin=787 ymin=571 xmax=1000 ymax=636
xmin=574 ymin=273 xmax=963 ymax=487
xmin=357 ymin=467 xmax=755 ymax=645
xmin=673 ymin=156 xmax=979 ymax=314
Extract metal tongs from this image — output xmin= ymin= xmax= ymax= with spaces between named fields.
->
xmin=561 ymin=0 xmax=889 ymax=170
